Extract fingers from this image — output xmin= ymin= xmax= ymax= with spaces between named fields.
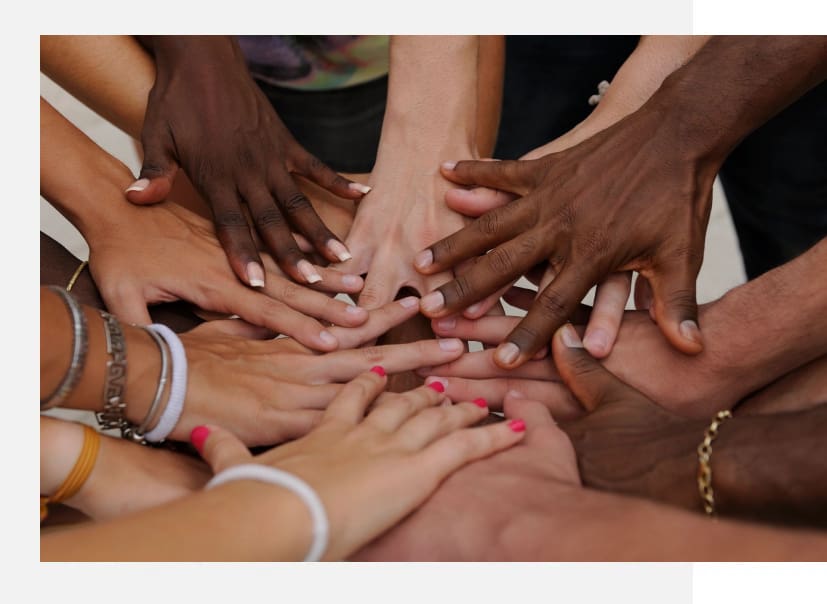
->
xmin=328 ymin=296 xmax=420 ymax=349
xmin=552 ymin=324 xmax=646 ymax=412
xmin=582 ymin=272 xmax=632 ymax=359
xmin=293 ymin=149 xmax=369 ymax=200
xmin=432 ymin=315 xmax=520 ymax=345
xmin=207 ymin=185 xmax=266 ymax=288
xmin=419 ymin=233 xmax=540 ymax=318
xmin=128 ymin=124 xmax=179 ymax=205
xmin=260 ymin=276 xmax=367 ymax=328
xmin=397 ymin=398 xmax=491 ymax=449
xmin=191 ymin=425 xmax=252 ymax=475
xmin=440 ymin=159 xmax=537 ymax=196
xmin=495 ymin=267 xmax=594 ymax=368
xmin=648 ymin=257 xmax=703 ymax=354
xmin=304 ymin=338 xmax=465 ymax=384
xmin=444 ymin=186 xmax=515 ymax=217
xmin=414 ymin=201 xmax=533 ymax=277
xmin=322 ymin=368 xmax=387 ymax=425
xmin=365 ymin=383 xmax=447 ymax=432
xmin=417 ymin=348 xmax=558 ymax=382
xmin=187 ymin=318 xmax=275 ymax=340
xmin=98 ymin=281 xmax=153 ymax=326
xmin=358 ymin=266 xmax=402 ymax=311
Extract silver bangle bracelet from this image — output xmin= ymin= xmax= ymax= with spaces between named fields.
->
xmin=42 ymin=286 xmax=88 ymax=411
xmin=95 ymin=310 xmax=129 ymax=433
xmin=124 ymin=327 xmax=170 ymax=444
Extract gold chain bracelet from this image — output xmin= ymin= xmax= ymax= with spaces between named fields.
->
xmin=697 ymin=409 xmax=733 ymax=516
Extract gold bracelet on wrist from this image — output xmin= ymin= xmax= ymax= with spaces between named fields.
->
xmin=697 ymin=409 xmax=733 ymax=516
xmin=66 ymin=259 xmax=89 ymax=292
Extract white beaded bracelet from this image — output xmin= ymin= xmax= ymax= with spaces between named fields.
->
xmin=206 ymin=464 xmax=329 ymax=562
xmin=143 ymin=324 xmax=187 ymax=443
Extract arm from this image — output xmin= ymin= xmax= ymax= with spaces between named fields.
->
xmin=416 ymin=36 xmax=827 ymax=367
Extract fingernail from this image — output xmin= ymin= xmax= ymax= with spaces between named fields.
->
xmin=465 ymin=302 xmax=483 ymax=317
xmin=425 ymin=377 xmax=447 ymax=390
xmin=436 ymin=317 xmax=456 ymax=331
xmin=370 ymin=365 xmax=386 ymax=377
xmin=495 ymin=342 xmax=520 ymax=365
xmin=428 ymin=381 xmax=445 ymax=393
xmin=125 ymin=178 xmax=150 ymax=193
xmin=438 ymin=338 xmax=463 ymax=352
xmin=345 ymin=305 xmax=367 ymax=318
xmin=342 ymin=274 xmax=363 ymax=289
xmin=414 ymin=249 xmax=434 ymax=270
xmin=680 ymin=320 xmax=701 ymax=344
xmin=441 ymin=161 xmax=457 ymax=171
xmin=508 ymin=419 xmax=526 ymax=433
xmin=398 ymin=296 xmax=419 ymax=309
xmin=583 ymin=328 xmax=608 ymax=354
xmin=246 ymin=262 xmax=265 ymax=288
xmin=326 ymin=240 xmax=352 ymax=262
xmin=319 ymin=330 xmax=337 ymax=346
xmin=507 ymin=389 xmax=524 ymax=399
xmin=190 ymin=425 xmax=210 ymax=453
xmin=297 ymin=260 xmax=323 ymax=284
xmin=473 ymin=397 xmax=488 ymax=409
xmin=561 ymin=324 xmax=583 ymax=348
xmin=420 ymin=291 xmax=445 ymax=313
xmin=348 ymin=182 xmax=372 ymax=195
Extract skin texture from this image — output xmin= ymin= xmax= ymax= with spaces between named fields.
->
xmin=41 ymin=371 xmax=526 ymax=561
xmin=415 ymin=36 xmax=827 ymax=369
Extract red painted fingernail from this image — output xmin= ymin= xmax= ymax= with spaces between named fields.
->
xmin=473 ymin=397 xmax=488 ymax=409
xmin=428 ymin=381 xmax=445 ymax=393
xmin=190 ymin=426 xmax=210 ymax=453
xmin=508 ymin=419 xmax=526 ymax=433
xmin=370 ymin=365 xmax=386 ymax=377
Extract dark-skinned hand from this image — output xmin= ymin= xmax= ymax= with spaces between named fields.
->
xmin=126 ymin=36 xmax=369 ymax=288
xmin=415 ymin=98 xmax=720 ymax=368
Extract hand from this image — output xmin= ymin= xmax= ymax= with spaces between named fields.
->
xmin=415 ymin=100 xmax=719 ymax=367
xmin=352 ymin=394 xmax=579 ymax=560
xmin=194 ymin=370 xmax=527 ymax=561
xmin=127 ymin=36 xmax=367 ymax=286
xmin=87 ymin=199 xmax=365 ymax=351
xmin=168 ymin=298 xmax=468 ymax=446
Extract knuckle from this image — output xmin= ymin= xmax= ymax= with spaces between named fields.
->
xmin=449 ymin=275 xmax=475 ymax=303
xmin=536 ymin=289 xmax=569 ymax=321
xmin=254 ymin=207 xmax=286 ymax=229
xmin=574 ymin=229 xmax=611 ymax=260
xmin=215 ymin=210 xmax=249 ymax=229
xmin=281 ymin=193 xmax=311 ymax=215
xmin=476 ymin=211 xmax=503 ymax=237
xmin=359 ymin=346 xmax=386 ymax=364
xmin=487 ymin=247 xmax=516 ymax=276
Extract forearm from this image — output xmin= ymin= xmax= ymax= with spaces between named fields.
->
xmin=476 ymin=36 xmax=505 ymax=157
xmin=40 ymin=35 xmax=154 ymax=138
xmin=41 ymin=480 xmax=311 ymax=561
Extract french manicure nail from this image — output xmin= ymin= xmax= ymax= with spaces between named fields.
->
xmin=414 ymin=249 xmax=434 ymax=270
xmin=441 ymin=161 xmax=457 ymax=171
xmin=473 ymin=397 xmax=487 ymax=409
xmin=496 ymin=342 xmax=520 ymax=365
xmin=420 ymin=291 xmax=445 ymax=313
xmin=326 ymin=240 xmax=352 ymax=262
xmin=561 ymin=324 xmax=584 ymax=349
xmin=428 ymin=381 xmax=445 ymax=393
xmin=246 ymin=262 xmax=265 ymax=288
xmin=297 ymin=260 xmax=323 ymax=284
xmin=190 ymin=425 xmax=210 ymax=453
xmin=439 ymin=338 xmax=463 ymax=352
xmin=319 ymin=330 xmax=337 ymax=347
xmin=436 ymin=317 xmax=456 ymax=331
xmin=348 ymin=182 xmax=372 ymax=195
xmin=398 ymin=296 xmax=419 ymax=309
xmin=342 ymin=274 xmax=363 ymax=289
xmin=508 ymin=419 xmax=526 ymax=433
xmin=680 ymin=320 xmax=701 ymax=344
xmin=125 ymin=178 xmax=150 ymax=193
xmin=370 ymin=365 xmax=386 ymax=377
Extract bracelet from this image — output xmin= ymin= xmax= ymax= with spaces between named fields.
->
xmin=143 ymin=324 xmax=187 ymax=443
xmin=206 ymin=464 xmax=329 ymax=561
xmin=95 ymin=311 xmax=129 ymax=433
xmin=42 ymin=286 xmax=89 ymax=411
xmin=123 ymin=327 xmax=170 ymax=444
xmin=65 ymin=259 xmax=89 ymax=292
xmin=41 ymin=423 xmax=101 ymax=521
xmin=697 ymin=409 xmax=733 ymax=516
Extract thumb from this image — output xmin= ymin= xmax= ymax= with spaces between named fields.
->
xmin=441 ymin=158 xmax=537 ymax=196
xmin=126 ymin=128 xmax=179 ymax=205
xmin=648 ymin=258 xmax=703 ymax=355
xmin=552 ymin=324 xmax=643 ymax=412
xmin=190 ymin=425 xmax=252 ymax=474
xmin=98 ymin=281 xmax=152 ymax=326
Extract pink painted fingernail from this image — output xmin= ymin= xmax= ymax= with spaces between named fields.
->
xmin=414 ymin=249 xmax=434 ymax=270
xmin=428 ymin=381 xmax=445 ymax=393
xmin=370 ymin=365 xmax=386 ymax=377
xmin=125 ymin=178 xmax=150 ymax=193
xmin=441 ymin=161 xmax=457 ymax=171
xmin=425 ymin=377 xmax=447 ymax=390
xmin=297 ymin=260 xmax=323 ymax=284
xmin=508 ymin=419 xmax=526 ymax=433
xmin=473 ymin=397 xmax=487 ymax=409
xmin=348 ymin=182 xmax=372 ymax=195
xmin=420 ymin=291 xmax=445 ymax=313
xmin=246 ymin=262 xmax=265 ymax=288
xmin=326 ymin=240 xmax=352 ymax=262
xmin=190 ymin=426 xmax=210 ymax=453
